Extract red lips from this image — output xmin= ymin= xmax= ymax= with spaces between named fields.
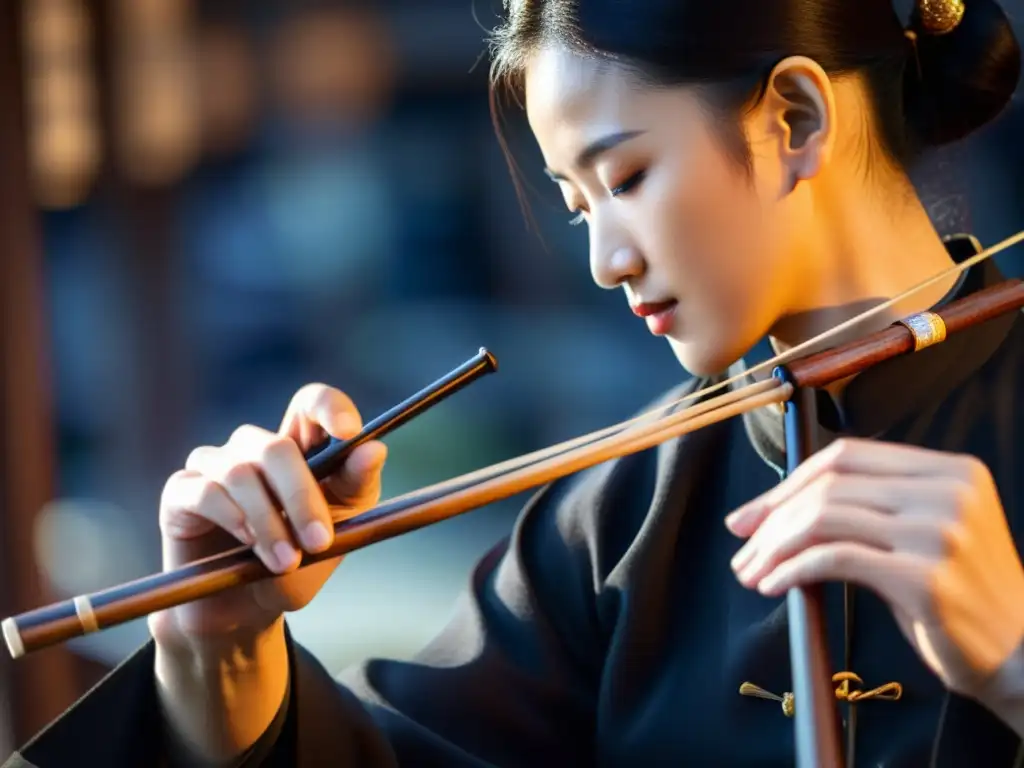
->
xmin=630 ymin=300 xmax=677 ymax=318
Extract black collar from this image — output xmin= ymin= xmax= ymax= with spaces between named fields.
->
xmin=833 ymin=235 xmax=1017 ymax=437
xmin=740 ymin=235 xmax=1020 ymax=468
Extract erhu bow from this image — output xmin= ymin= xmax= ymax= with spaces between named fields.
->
xmin=3 ymin=229 xmax=1023 ymax=768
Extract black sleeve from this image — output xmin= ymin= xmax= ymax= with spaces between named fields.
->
xmin=253 ymin=467 xmax=615 ymax=767
xmin=3 ymin=470 xmax=620 ymax=768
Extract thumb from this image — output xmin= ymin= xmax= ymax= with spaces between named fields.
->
xmin=280 ymin=384 xmax=363 ymax=450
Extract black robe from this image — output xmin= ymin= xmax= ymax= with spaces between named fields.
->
xmin=6 ymin=236 xmax=1024 ymax=766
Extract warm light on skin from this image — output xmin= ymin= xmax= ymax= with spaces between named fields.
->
xmin=524 ymin=45 xmax=961 ymax=378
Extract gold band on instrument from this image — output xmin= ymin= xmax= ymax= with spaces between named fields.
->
xmin=74 ymin=595 xmax=100 ymax=634
xmin=2 ymin=618 xmax=25 ymax=659
xmin=917 ymin=0 xmax=966 ymax=35
xmin=898 ymin=311 xmax=947 ymax=352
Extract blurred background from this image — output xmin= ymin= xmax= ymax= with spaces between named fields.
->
xmin=0 ymin=0 xmax=1021 ymax=755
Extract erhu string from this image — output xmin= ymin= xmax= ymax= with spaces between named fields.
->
xmin=331 ymin=378 xmax=787 ymax=522
xmin=651 ymin=229 xmax=1024 ymax=411
xmin=329 ymin=378 xmax=792 ymax=524
xmin=349 ymin=229 xmax=1024 ymax=520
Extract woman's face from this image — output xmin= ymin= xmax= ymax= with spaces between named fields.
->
xmin=524 ymin=45 xmax=810 ymax=376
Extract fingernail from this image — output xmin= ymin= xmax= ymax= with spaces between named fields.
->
xmin=302 ymin=521 xmax=332 ymax=551
xmin=726 ymin=505 xmax=759 ymax=534
xmin=725 ymin=510 xmax=745 ymax=533
xmin=273 ymin=541 xmax=300 ymax=571
xmin=738 ymin=563 xmax=760 ymax=587
xmin=758 ymin=575 xmax=782 ymax=595
xmin=730 ymin=546 xmax=751 ymax=572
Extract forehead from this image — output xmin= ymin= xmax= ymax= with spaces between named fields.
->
xmin=523 ymin=45 xmax=704 ymax=167
xmin=524 ymin=46 xmax=638 ymax=139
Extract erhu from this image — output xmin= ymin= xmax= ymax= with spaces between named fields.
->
xmin=4 ymin=229 xmax=1024 ymax=768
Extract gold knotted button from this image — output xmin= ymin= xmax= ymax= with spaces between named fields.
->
xmin=832 ymin=671 xmax=903 ymax=704
xmin=738 ymin=682 xmax=795 ymax=717
xmin=739 ymin=672 xmax=902 ymax=718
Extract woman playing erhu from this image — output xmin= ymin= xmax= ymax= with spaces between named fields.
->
xmin=6 ymin=0 xmax=1024 ymax=765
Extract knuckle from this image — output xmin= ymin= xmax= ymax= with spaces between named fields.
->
xmin=960 ymin=455 xmax=992 ymax=489
xmin=816 ymin=470 xmax=842 ymax=500
xmin=937 ymin=520 xmax=967 ymax=557
xmin=221 ymin=461 xmax=256 ymax=489
xmin=243 ymin=505 xmax=276 ymax=536
xmin=229 ymin=423 xmax=263 ymax=446
xmin=192 ymin=478 xmax=224 ymax=514
xmin=829 ymin=437 xmax=855 ymax=462
xmin=947 ymin=480 xmax=978 ymax=517
xmin=260 ymin=434 xmax=299 ymax=466
xmin=280 ymin=485 xmax=319 ymax=519
xmin=161 ymin=469 xmax=193 ymax=500
xmin=158 ymin=475 xmax=206 ymax=532
xmin=185 ymin=446 xmax=213 ymax=471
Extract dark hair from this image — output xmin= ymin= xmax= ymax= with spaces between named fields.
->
xmin=488 ymin=0 xmax=1020 ymax=170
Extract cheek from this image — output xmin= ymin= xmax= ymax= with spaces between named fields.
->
xmin=655 ymin=157 xmax=768 ymax=308
xmin=653 ymin=153 xmax=786 ymax=373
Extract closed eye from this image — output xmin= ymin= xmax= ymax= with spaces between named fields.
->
xmin=567 ymin=169 xmax=647 ymax=227
xmin=611 ymin=169 xmax=646 ymax=197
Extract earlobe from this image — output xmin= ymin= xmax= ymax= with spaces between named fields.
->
xmin=762 ymin=56 xmax=836 ymax=186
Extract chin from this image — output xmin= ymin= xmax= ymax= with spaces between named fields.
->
xmin=667 ymin=336 xmax=742 ymax=379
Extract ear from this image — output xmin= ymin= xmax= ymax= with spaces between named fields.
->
xmin=759 ymin=56 xmax=836 ymax=190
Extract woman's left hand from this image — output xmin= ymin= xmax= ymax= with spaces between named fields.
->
xmin=726 ymin=437 xmax=1024 ymax=708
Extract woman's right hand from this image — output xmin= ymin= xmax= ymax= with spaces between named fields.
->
xmin=149 ymin=383 xmax=388 ymax=654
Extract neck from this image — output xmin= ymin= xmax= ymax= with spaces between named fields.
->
xmin=768 ymin=176 xmax=960 ymax=359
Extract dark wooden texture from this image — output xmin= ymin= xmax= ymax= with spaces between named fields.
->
xmin=788 ymin=279 xmax=1024 ymax=389
xmin=781 ymin=381 xmax=844 ymax=768
xmin=0 ymin=0 xmax=85 ymax=754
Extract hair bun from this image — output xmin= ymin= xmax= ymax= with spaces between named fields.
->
xmin=904 ymin=0 xmax=1021 ymax=146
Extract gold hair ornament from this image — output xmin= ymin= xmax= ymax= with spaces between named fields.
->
xmin=917 ymin=0 xmax=966 ymax=35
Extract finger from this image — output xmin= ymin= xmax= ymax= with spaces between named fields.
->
xmin=280 ymin=384 xmax=362 ymax=450
xmin=733 ymin=504 xmax=899 ymax=587
xmin=728 ymin=439 xmax=973 ymax=529
xmin=755 ymin=542 xmax=929 ymax=610
xmin=737 ymin=505 xmax=942 ymax=589
xmin=187 ymin=445 xmax=299 ymax=574
xmin=727 ymin=472 xmax=967 ymax=538
xmin=323 ymin=441 xmax=387 ymax=507
xmin=159 ymin=469 xmax=254 ymax=546
xmin=228 ymin=424 xmax=335 ymax=554
xmin=733 ymin=493 xmax=952 ymax=586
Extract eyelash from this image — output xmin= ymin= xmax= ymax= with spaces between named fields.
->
xmin=569 ymin=170 xmax=647 ymax=227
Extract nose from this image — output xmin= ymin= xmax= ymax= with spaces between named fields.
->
xmin=590 ymin=233 xmax=645 ymax=290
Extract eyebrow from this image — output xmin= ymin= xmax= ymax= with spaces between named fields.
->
xmin=544 ymin=130 xmax=646 ymax=182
